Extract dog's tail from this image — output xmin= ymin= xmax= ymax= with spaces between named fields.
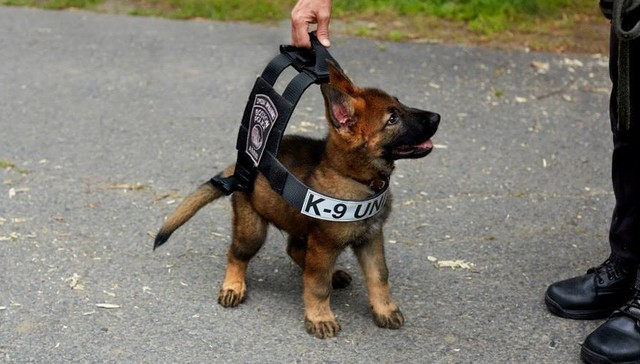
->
xmin=153 ymin=179 xmax=226 ymax=250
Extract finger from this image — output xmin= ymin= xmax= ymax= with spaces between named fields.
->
xmin=315 ymin=19 xmax=331 ymax=48
xmin=291 ymin=21 xmax=312 ymax=48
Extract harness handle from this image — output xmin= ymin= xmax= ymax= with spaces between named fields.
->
xmin=279 ymin=34 xmax=336 ymax=83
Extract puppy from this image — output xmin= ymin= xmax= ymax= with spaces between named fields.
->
xmin=154 ymin=63 xmax=440 ymax=338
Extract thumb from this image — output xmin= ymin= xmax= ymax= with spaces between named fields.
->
xmin=315 ymin=20 xmax=331 ymax=48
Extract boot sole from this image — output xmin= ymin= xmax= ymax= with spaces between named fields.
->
xmin=581 ymin=345 xmax=640 ymax=364
xmin=545 ymin=293 xmax=615 ymax=320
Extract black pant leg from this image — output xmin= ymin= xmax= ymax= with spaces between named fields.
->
xmin=608 ymin=13 xmax=640 ymax=268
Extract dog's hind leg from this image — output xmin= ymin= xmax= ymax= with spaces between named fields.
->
xmin=286 ymin=236 xmax=307 ymax=269
xmin=287 ymin=236 xmax=352 ymax=289
xmin=218 ymin=192 xmax=267 ymax=307
xmin=352 ymin=232 xmax=405 ymax=330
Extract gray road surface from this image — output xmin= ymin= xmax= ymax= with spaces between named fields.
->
xmin=0 ymin=6 xmax=616 ymax=363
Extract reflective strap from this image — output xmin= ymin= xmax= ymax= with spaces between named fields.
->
xmin=300 ymin=187 xmax=389 ymax=222
xmin=259 ymin=151 xmax=389 ymax=222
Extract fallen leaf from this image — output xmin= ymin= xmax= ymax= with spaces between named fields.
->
xmin=8 ymin=188 xmax=30 ymax=198
xmin=0 ymin=160 xmax=28 ymax=174
xmin=435 ymin=259 xmax=475 ymax=270
xmin=65 ymin=273 xmax=85 ymax=290
xmin=95 ymin=303 xmax=121 ymax=309
xmin=531 ymin=60 xmax=549 ymax=74
xmin=98 ymin=183 xmax=147 ymax=191
xmin=564 ymin=58 xmax=584 ymax=67
xmin=0 ymin=232 xmax=20 ymax=242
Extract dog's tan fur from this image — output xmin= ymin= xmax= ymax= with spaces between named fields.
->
xmin=154 ymin=63 xmax=439 ymax=338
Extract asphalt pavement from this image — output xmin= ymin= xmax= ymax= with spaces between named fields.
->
xmin=0 ymin=6 xmax=617 ymax=363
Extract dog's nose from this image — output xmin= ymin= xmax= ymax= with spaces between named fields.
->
xmin=425 ymin=112 xmax=440 ymax=128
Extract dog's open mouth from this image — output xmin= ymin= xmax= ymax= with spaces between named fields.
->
xmin=391 ymin=139 xmax=434 ymax=159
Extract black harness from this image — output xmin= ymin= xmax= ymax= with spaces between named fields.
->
xmin=211 ymin=35 xmax=389 ymax=222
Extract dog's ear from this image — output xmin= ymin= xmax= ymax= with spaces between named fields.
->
xmin=321 ymin=83 xmax=355 ymax=129
xmin=326 ymin=60 xmax=356 ymax=94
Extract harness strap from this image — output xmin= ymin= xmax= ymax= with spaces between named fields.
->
xmin=262 ymin=53 xmax=296 ymax=86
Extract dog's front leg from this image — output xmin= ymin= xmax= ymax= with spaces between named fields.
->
xmin=218 ymin=193 xmax=268 ymax=307
xmin=302 ymin=237 xmax=341 ymax=339
xmin=353 ymin=232 xmax=405 ymax=329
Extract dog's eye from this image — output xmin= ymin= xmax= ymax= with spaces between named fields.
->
xmin=387 ymin=112 xmax=399 ymax=125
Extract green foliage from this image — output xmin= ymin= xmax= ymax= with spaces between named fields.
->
xmin=160 ymin=0 xmax=291 ymax=22
xmin=388 ymin=30 xmax=404 ymax=41
xmin=3 ymin=0 xmax=101 ymax=9
xmin=333 ymin=0 xmax=582 ymax=33
xmin=2 ymin=0 xmax=587 ymax=34
xmin=334 ymin=0 xmax=578 ymax=17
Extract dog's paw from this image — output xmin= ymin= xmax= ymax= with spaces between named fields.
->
xmin=331 ymin=270 xmax=352 ymax=289
xmin=218 ymin=288 xmax=245 ymax=307
xmin=373 ymin=308 xmax=404 ymax=329
xmin=304 ymin=317 xmax=341 ymax=339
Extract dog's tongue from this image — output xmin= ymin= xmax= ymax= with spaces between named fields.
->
xmin=417 ymin=139 xmax=433 ymax=149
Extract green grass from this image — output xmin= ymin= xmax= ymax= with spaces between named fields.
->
xmin=332 ymin=0 xmax=588 ymax=34
xmin=334 ymin=0 xmax=580 ymax=17
xmin=3 ymin=0 xmax=100 ymax=10
xmin=133 ymin=0 xmax=294 ymax=22
xmin=2 ymin=0 xmax=586 ymax=24
xmin=1 ymin=0 xmax=597 ymax=43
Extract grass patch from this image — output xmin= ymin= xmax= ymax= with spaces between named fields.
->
xmin=1 ymin=0 xmax=608 ymax=53
xmin=134 ymin=0 xmax=294 ymax=22
xmin=3 ymin=0 xmax=593 ymax=30
xmin=333 ymin=0 xmax=591 ymax=34
xmin=3 ymin=0 xmax=101 ymax=10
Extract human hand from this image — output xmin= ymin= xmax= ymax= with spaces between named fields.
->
xmin=291 ymin=0 xmax=332 ymax=48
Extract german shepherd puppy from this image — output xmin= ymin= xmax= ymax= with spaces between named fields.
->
xmin=154 ymin=62 xmax=440 ymax=339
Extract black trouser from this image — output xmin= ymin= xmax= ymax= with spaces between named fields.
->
xmin=607 ymin=10 xmax=640 ymax=271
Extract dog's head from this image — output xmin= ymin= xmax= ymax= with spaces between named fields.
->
xmin=321 ymin=62 xmax=440 ymax=163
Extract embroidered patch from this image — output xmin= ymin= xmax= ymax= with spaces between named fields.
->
xmin=246 ymin=94 xmax=278 ymax=166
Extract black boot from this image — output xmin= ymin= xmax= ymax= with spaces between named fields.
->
xmin=581 ymin=290 xmax=640 ymax=364
xmin=545 ymin=259 xmax=636 ymax=319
